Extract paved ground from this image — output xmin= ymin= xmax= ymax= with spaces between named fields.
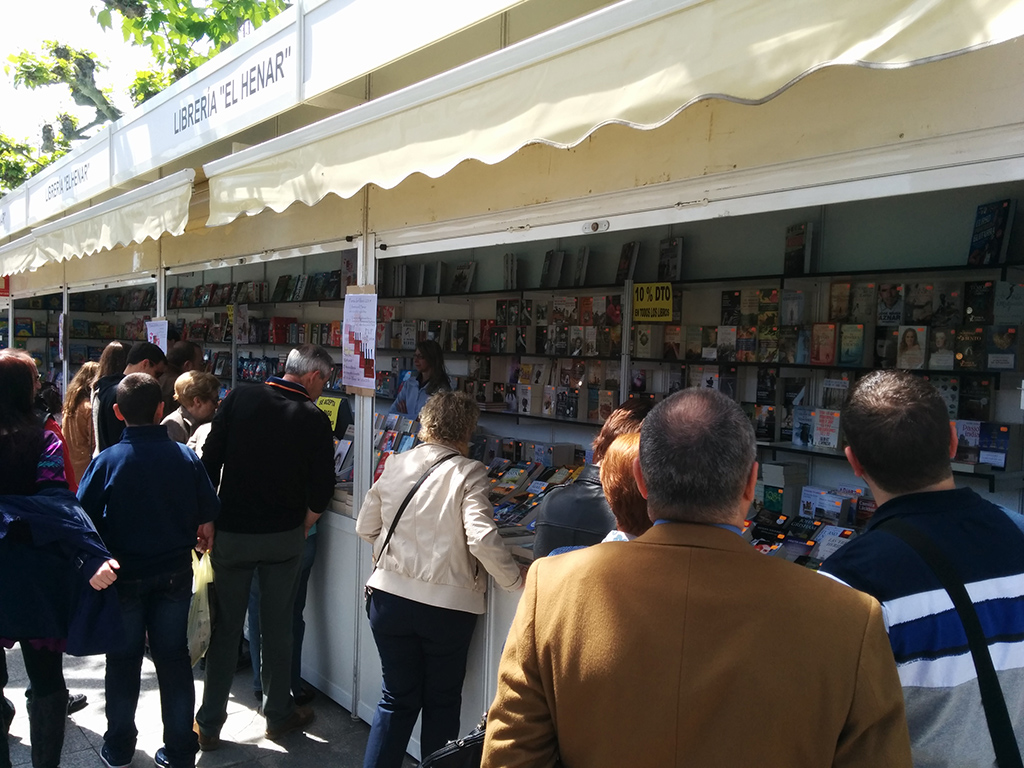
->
xmin=3 ymin=645 xmax=415 ymax=768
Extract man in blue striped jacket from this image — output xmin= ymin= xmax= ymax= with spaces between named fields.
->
xmin=821 ymin=370 xmax=1024 ymax=768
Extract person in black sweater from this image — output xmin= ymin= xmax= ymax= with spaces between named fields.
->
xmin=92 ymin=342 xmax=166 ymax=455
xmin=195 ymin=344 xmax=335 ymax=749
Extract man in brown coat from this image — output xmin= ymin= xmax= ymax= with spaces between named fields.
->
xmin=483 ymin=388 xmax=912 ymax=768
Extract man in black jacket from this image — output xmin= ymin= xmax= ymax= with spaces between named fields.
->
xmin=93 ymin=341 xmax=167 ymax=454
xmin=195 ymin=344 xmax=336 ymax=747
xmin=533 ymin=399 xmax=652 ymax=557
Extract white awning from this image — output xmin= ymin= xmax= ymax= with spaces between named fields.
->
xmin=204 ymin=0 xmax=1024 ymax=227
xmin=26 ymin=169 xmax=196 ymax=269
xmin=0 ymin=235 xmax=44 ymax=278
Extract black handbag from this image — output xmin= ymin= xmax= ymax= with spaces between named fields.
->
xmin=419 ymin=714 xmax=487 ymax=768
xmin=364 ymin=451 xmax=458 ymax=618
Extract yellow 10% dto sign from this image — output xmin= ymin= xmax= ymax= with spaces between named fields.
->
xmin=632 ymin=282 xmax=673 ymax=322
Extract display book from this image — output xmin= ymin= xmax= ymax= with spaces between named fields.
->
xmin=230 ymin=350 xmax=344 ymax=392
xmin=743 ymin=462 xmax=872 ymax=569
xmin=68 ymin=285 xmax=155 ymax=313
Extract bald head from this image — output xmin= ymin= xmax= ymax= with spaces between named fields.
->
xmin=639 ymin=389 xmax=756 ymax=524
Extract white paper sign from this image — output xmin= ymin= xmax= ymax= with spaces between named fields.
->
xmin=146 ymin=320 xmax=169 ymax=353
xmin=342 ymin=292 xmax=377 ymax=390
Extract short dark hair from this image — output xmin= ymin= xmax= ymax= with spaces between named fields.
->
xmin=639 ymin=389 xmax=756 ymax=524
xmin=126 ymin=341 xmax=167 ymax=367
xmin=592 ymin=398 xmax=653 ymax=464
xmin=116 ymin=373 xmax=163 ymax=425
xmin=167 ymin=340 xmax=202 ymax=370
xmin=842 ymin=371 xmax=952 ymax=494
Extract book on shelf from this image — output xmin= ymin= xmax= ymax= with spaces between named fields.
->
xmin=791 ymin=405 xmax=815 ymax=446
xmin=783 ymin=222 xmax=813 ymax=276
xmin=821 ymin=372 xmax=852 ymax=410
xmin=811 ymin=525 xmax=856 ymax=560
xmin=979 ymin=422 xmax=1017 ymax=469
xmin=954 ymin=419 xmax=982 ymax=463
xmin=663 ymin=325 xmax=682 ymax=360
xmin=739 ymin=289 xmax=760 ymax=328
xmin=896 ymin=325 xmax=928 ymax=370
xmin=923 ymin=373 xmax=960 ymax=419
xmin=814 ymin=409 xmax=842 ymax=449
xmin=540 ymin=250 xmax=564 ymax=289
xmin=873 ymin=326 xmax=898 ymax=368
xmin=583 ymin=326 xmax=598 ymax=356
xmin=572 ymin=246 xmax=589 ymax=287
xmin=965 ymin=198 xmax=1015 ymax=266
xmin=959 ymin=375 xmax=994 ymax=421
xmin=753 ymin=404 xmax=776 ymax=441
xmin=955 ymin=326 xmax=985 ymax=370
xmin=503 ymin=252 xmax=519 ymax=291
xmin=931 ymin=282 xmax=963 ymax=326
xmin=876 ymin=283 xmax=904 ymax=326
xmin=721 ymin=290 xmax=741 ymax=325
xmin=717 ymin=325 xmax=737 ymax=362
xmin=779 ymin=289 xmax=805 ymax=325
xmin=903 ymin=283 xmax=934 ymax=324
xmin=755 ymin=366 xmax=777 ymax=405
xmin=614 ymin=241 xmax=640 ymax=285
xmin=829 ymin=282 xmax=851 ymax=323
xmin=963 ymin=280 xmax=994 ymax=324
xmin=700 ymin=326 xmax=718 ymax=361
xmin=657 ymin=237 xmax=683 ymax=282
xmin=847 ymin=283 xmax=876 ymax=324
xmin=551 ymin=296 xmax=578 ymax=324
xmin=809 ymin=323 xmax=837 ymax=366
xmin=450 ymin=261 xmax=476 ymax=293
xmin=986 ymin=325 xmax=1018 ymax=370
xmin=992 ymin=281 xmax=1024 ymax=324
xmin=569 ymin=326 xmax=586 ymax=356
xmin=927 ymin=328 xmax=956 ymax=370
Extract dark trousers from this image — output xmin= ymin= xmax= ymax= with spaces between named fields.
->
xmin=104 ymin=565 xmax=197 ymax=766
xmin=363 ymin=590 xmax=477 ymax=768
xmin=196 ymin=527 xmax=304 ymax=733
xmin=16 ymin=643 xmax=66 ymax=768
xmin=249 ymin=532 xmax=317 ymax=695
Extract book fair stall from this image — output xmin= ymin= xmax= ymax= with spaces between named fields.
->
xmin=3 ymin=0 xmax=1024 ymax=760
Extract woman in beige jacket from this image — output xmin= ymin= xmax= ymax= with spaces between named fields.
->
xmin=357 ymin=390 xmax=523 ymax=768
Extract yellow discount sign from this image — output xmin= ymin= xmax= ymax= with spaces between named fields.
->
xmin=632 ymin=282 xmax=673 ymax=322
xmin=317 ymin=395 xmax=342 ymax=430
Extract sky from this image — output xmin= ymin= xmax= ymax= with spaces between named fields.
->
xmin=0 ymin=0 xmax=155 ymax=145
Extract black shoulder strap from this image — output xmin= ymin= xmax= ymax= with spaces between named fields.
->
xmin=877 ymin=516 xmax=1023 ymax=768
xmin=372 ymin=452 xmax=458 ymax=568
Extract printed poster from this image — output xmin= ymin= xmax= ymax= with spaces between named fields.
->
xmin=146 ymin=320 xmax=169 ymax=352
xmin=342 ymin=291 xmax=377 ymax=390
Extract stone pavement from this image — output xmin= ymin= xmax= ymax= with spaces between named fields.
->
xmin=3 ymin=646 xmax=416 ymax=768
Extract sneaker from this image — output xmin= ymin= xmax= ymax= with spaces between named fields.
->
xmin=100 ymin=743 xmax=132 ymax=768
xmin=192 ymin=720 xmax=220 ymax=752
xmin=265 ymin=705 xmax=314 ymax=740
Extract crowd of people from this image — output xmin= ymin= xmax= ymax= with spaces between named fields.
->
xmin=2 ymin=330 xmax=1023 ymax=768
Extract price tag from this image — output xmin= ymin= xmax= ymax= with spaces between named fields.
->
xmin=632 ymin=282 xmax=673 ymax=322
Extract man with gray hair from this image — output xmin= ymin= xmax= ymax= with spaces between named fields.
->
xmin=195 ymin=344 xmax=336 ymax=747
xmin=483 ymin=388 xmax=912 ymax=768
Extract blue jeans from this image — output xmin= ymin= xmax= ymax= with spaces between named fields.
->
xmin=363 ymin=590 xmax=478 ymax=768
xmin=249 ymin=532 xmax=317 ymax=694
xmin=104 ymin=565 xmax=197 ymax=766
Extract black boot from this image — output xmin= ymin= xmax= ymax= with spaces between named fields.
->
xmin=28 ymin=689 xmax=66 ymax=768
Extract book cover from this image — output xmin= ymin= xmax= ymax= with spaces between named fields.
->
xmin=896 ymin=325 xmax=928 ymax=370
xmin=876 ymin=283 xmax=904 ymax=326
xmin=271 ymin=275 xmax=292 ymax=302
xmin=779 ymin=289 xmax=805 ymax=325
xmin=777 ymin=326 xmax=800 ymax=364
xmin=992 ymin=281 xmax=1024 ymax=324
xmin=954 ymin=419 xmax=982 ymax=463
xmin=663 ymin=325 xmax=682 ymax=360
xmin=739 ymin=289 xmax=760 ymax=328
xmin=829 ymin=282 xmax=851 ymax=322
xmin=598 ymin=389 xmax=618 ymax=422
xmin=874 ymin=326 xmax=899 ymax=368
xmin=986 ymin=325 xmax=1018 ymax=370
xmin=721 ymin=291 xmax=742 ymax=325
xmin=755 ymin=366 xmax=778 ymax=405
xmin=810 ymin=323 xmax=837 ymax=365
xmin=683 ymin=326 xmax=703 ymax=361
xmin=927 ymin=327 xmax=956 ymax=370
xmin=931 ymin=282 xmax=964 ymax=326
xmin=570 ymin=325 xmax=586 ymax=356
xmin=584 ymin=326 xmax=598 ymax=357
xmin=783 ymin=222 xmax=813 ymax=276
xmin=578 ymin=297 xmax=594 ymax=326
xmin=450 ymin=261 xmax=476 ymax=293
xmin=552 ymin=325 xmax=569 ymax=356
xmin=838 ymin=324 xmax=868 ymax=367
xmin=736 ymin=325 xmax=758 ymax=363
xmin=603 ymin=360 xmax=622 ymax=390
xmin=574 ymin=246 xmax=590 ymax=287
xmin=923 ymin=374 xmax=960 ymax=419
xmin=955 ymin=326 xmax=985 ymax=370
xmin=719 ymin=365 xmax=739 ymax=401
xmin=495 ymin=299 xmax=508 ymax=325
xmin=585 ymin=360 xmax=603 ymax=388
xmin=814 ymin=410 xmax=841 ymax=449
xmin=615 ymin=241 xmax=640 ymax=284
xmin=756 ymin=338 xmax=779 ymax=364
xmin=903 ymin=283 xmax=934 ymax=324
xmin=753 ymin=405 xmax=776 ymax=441
xmin=701 ymin=326 xmax=718 ymax=361
xmin=717 ymin=325 xmax=737 ymax=362
xmin=964 ymin=281 xmax=995 ymax=324
xmin=848 ymin=283 xmax=876 ymax=324
xmin=979 ymin=422 xmax=1012 ymax=468
xmin=822 ymin=373 xmax=852 ymax=410
xmin=959 ymin=375 xmax=994 ymax=421
xmin=792 ymin=405 xmax=815 ymax=446
xmin=966 ymin=198 xmax=1014 ymax=266
xmin=551 ymin=296 xmax=579 ymax=324
xmin=657 ymin=237 xmax=683 ymax=282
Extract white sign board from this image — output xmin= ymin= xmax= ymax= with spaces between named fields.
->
xmin=26 ymin=137 xmax=112 ymax=226
xmin=146 ymin=320 xmax=169 ymax=353
xmin=0 ymin=189 xmax=28 ymax=239
xmin=113 ymin=25 xmax=298 ymax=184
xmin=342 ymin=292 xmax=377 ymax=390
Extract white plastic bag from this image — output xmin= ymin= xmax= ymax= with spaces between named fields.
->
xmin=187 ymin=549 xmax=214 ymax=667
